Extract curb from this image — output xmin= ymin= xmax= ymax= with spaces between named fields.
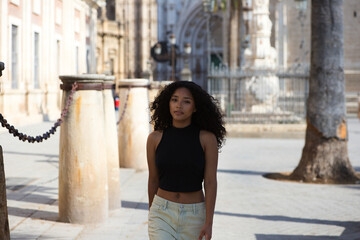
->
xmin=225 ymin=123 xmax=306 ymax=139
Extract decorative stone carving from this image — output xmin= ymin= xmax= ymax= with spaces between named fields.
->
xmin=244 ymin=0 xmax=279 ymax=113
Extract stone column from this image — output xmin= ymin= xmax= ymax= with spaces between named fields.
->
xmin=148 ymin=80 xmax=172 ymax=105
xmin=148 ymin=81 xmax=172 ymax=131
xmin=118 ymin=79 xmax=150 ymax=170
xmin=103 ymin=76 xmax=121 ymax=210
xmin=59 ymin=74 xmax=108 ymax=224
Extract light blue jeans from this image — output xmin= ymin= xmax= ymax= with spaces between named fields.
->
xmin=148 ymin=195 xmax=206 ymax=240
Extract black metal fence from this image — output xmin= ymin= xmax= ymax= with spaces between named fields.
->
xmin=207 ymin=68 xmax=309 ymax=123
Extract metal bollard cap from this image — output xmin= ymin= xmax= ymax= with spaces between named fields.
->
xmin=59 ymin=74 xmax=106 ymax=91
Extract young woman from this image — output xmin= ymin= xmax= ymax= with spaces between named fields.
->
xmin=147 ymin=81 xmax=226 ymax=240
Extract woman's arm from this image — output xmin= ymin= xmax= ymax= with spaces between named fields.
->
xmin=147 ymin=131 xmax=160 ymax=209
xmin=199 ymin=131 xmax=218 ymax=240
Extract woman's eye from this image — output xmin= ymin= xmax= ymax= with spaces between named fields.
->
xmin=171 ymin=98 xmax=177 ymax=102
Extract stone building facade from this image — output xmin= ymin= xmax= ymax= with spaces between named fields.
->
xmin=1 ymin=0 xmax=359 ymax=125
xmin=116 ymin=0 xmax=158 ymax=79
xmin=0 ymin=0 xmax=102 ymax=126
xmin=152 ymin=0 xmax=360 ymax=89
xmin=96 ymin=1 xmax=125 ymax=83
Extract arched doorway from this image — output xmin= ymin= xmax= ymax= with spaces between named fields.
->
xmin=154 ymin=1 xmax=223 ymax=89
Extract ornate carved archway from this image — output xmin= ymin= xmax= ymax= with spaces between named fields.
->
xmin=155 ymin=1 xmax=223 ymax=88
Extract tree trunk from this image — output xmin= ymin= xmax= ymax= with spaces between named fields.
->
xmin=0 ymin=146 xmax=10 ymax=239
xmin=290 ymin=0 xmax=358 ymax=183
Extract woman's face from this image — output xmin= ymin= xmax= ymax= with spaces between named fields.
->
xmin=169 ymin=87 xmax=196 ymax=127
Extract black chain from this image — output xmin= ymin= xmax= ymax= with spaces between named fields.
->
xmin=117 ymin=87 xmax=130 ymax=124
xmin=0 ymin=82 xmax=78 ymax=143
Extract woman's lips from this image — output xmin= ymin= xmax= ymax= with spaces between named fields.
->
xmin=174 ymin=111 xmax=183 ymax=115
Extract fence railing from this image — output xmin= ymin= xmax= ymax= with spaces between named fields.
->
xmin=207 ymin=68 xmax=309 ymax=124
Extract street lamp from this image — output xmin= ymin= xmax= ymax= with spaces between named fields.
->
xmin=181 ymin=43 xmax=192 ymax=81
xmin=184 ymin=43 xmax=191 ymax=55
xmin=169 ymin=34 xmax=176 ymax=81
xmin=154 ymin=43 xmax=162 ymax=55
xmin=202 ymin=0 xmax=212 ymax=74
xmin=151 ymin=35 xmax=192 ymax=81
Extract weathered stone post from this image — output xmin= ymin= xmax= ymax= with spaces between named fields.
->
xmin=0 ymin=146 xmax=10 ymax=240
xmin=59 ymin=74 xmax=108 ymax=223
xmin=103 ymin=76 xmax=121 ymax=210
xmin=118 ymin=79 xmax=150 ymax=170
xmin=148 ymin=81 xmax=172 ymax=130
xmin=148 ymin=80 xmax=173 ymax=104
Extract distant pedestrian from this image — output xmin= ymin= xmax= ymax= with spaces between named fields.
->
xmin=147 ymin=81 xmax=226 ymax=240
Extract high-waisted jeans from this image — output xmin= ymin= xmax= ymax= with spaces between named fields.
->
xmin=148 ymin=195 xmax=206 ymax=240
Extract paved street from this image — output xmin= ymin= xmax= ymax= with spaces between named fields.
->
xmin=0 ymin=119 xmax=360 ymax=239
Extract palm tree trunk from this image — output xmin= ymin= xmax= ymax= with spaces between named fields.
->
xmin=290 ymin=0 xmax=358 ymax=183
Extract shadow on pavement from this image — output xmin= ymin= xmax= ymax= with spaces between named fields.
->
xmin=255 ymin=234 xmax=338 ymax=240
xmin=7 ymin=192 xmax=57 ymax=205
xmin=216 ymin=211 xmax=360 ymax=238
xmin=118 ymin=202 xmax=360 ymax=238
xmin=10 ymin=233 xmax=45 ymax=240
xmin=218 ymin=169 xmax=268 ymax=175
xmin=3 ymin=150 xmax=58 ymax=158
xmin=121 ymin=200 xmax=148 ymax=210
xmin=7 ymin=206 xmax=59 ymax=222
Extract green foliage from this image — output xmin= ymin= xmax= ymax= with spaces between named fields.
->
xmin=219 ymin=0 xmax=240 ymax=11
xmin=220 ymin=0 xmax=227 ymax=11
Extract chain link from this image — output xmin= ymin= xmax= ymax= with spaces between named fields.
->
xmin=117 ymin=87 xmax=130 ymax=124
xmin=0 ymin=82 xmax=78 ymax=143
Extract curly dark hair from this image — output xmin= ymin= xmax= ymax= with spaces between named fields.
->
xmin=150 ymin=81 xmax=226 ymax=149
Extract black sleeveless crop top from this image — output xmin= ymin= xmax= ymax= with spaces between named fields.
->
xmin=155 ymin=124 xmax=205 ymax=192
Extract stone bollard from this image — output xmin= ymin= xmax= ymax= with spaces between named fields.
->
xmin=0 ymin=146 xmax=10 ymax=239
xmin=148 ymin=80 xmax=173 ymax=105
xmin=59 ymin=74 xmax=108 ymax=224
xmin=103 ymin=76 xmax=121 ymax=210
xmin=118 ymin=79 xmax=150 ymax=170
xmin=148 ymin=81 xmax=173 ymax=131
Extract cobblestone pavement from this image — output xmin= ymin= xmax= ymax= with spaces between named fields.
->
xmin=0 ymin=119 xmax=359 ymax=239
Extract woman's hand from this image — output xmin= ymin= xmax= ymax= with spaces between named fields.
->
xmin=198 ymin=223 xmax=212 ymax=240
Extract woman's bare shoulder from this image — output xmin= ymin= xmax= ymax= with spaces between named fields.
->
xmin=149 ymin=130 xmax=163 ymax=138
xmin=148 ymin=130 xmax=163 ymax=145
xmin=200 ymin=130 xmax=216 ymax=139
xmin=199 ymin=130 xmax=217 ymax=148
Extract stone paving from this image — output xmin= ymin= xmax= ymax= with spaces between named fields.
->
xmin=0 ymin=119 xmax=359 ymax=239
